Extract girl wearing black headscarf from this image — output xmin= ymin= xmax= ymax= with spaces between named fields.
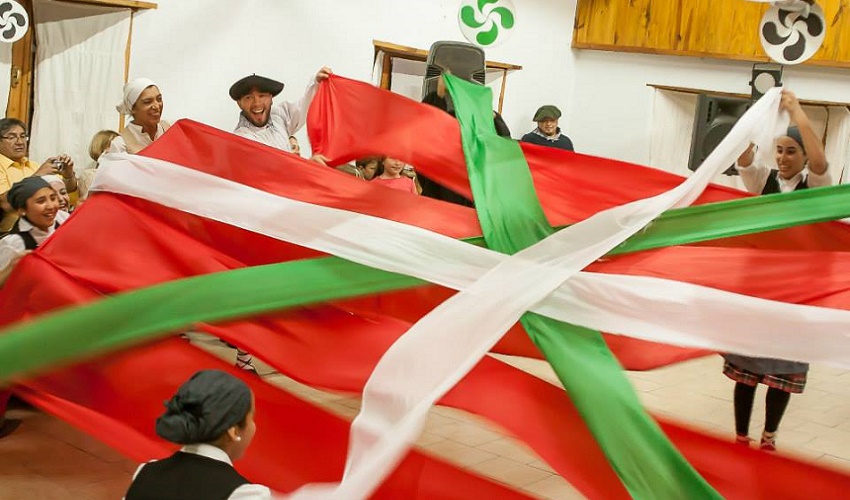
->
xmin=125 ymin=370 xmax=268 ymax=500
xmin=726 ymin=89 xmax=829 ymax=451
xmin=735 ymin=89 xmax=830 ymax=195
xmin=0 ymin=176 xmax=69 ymax=287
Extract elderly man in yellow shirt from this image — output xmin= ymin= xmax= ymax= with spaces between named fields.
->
xmin=0 ymin=118 xmax=77 ymax=233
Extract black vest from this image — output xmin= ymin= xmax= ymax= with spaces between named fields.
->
xmin=761 ymin=169 xmax=808 ymax=195
xmin=2 ymin=218 xmax=60 ymax=250
xmin=125 ymin=452 xmax=250 ymax=500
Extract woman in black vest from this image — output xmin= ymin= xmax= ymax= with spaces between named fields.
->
xmin=725 ymin=90 xmax=830 ymax=452
xmin=0 ymin=175 xmax=69 ymax=438
xmin=736 ymin=90 xmax=830 ymax=195
xmin=0 ymin=176 xmax=69 ymax=286
xmin=125 ymin=370 xmax=268 ymax=500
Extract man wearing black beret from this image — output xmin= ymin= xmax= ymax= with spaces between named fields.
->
xmin=229 ymin=67 xmax=331 ymax=158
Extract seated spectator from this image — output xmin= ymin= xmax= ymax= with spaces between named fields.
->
xmin=79 ymin=130 xmax=119 ymax=200
xmin=42 ymin=175 xmax=72 ymax=213
xmin=288 ymin=135 xmax=301 ymax=157
xmin=124 ymin=370 xmax=270 ymax=499
xmin=111 ymin=78 xmax=171 ymax=154
xmin=371 ymin=157 xmax=418 ymax=195
xmin=521 ymin=105 xmax=574 ymax=151
xmin=0 ymin=118 xmax=77 ymax=233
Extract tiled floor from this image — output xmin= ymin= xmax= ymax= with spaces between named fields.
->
xmin=2 ymin=338 xmax=849 ymax=499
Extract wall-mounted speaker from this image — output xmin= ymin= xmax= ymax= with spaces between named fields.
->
xmin=688 ymin=94 xmax=752 ymax=175
xmin=421 ymin=41 xmax=486 ymax=102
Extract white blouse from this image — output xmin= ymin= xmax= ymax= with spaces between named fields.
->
xmin=0 ymin=211 xmax=70 ymax=271
xmin=109 ymin=120 xmax=173 ymax=154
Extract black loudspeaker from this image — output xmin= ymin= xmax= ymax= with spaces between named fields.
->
xmin=688 ymin=95 xmax=752 ymax=175
xmin=421 ymin=41 xmax=486 ymax=101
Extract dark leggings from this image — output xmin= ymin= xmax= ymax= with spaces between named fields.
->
xmin=734 ymin=382 xmax=792 ymax=435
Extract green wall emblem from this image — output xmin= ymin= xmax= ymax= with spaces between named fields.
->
xmin=459 ymin=0 xmax=516 ymax=47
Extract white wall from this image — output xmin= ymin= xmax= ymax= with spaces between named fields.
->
xmin=128 ymin=0 xmax=850 ymax=165
xmin=128 ymin=0 xmax=577 ymax=153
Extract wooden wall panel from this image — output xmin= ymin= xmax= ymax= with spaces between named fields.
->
xmin=573 ymin=0 xmax=850 ymax=68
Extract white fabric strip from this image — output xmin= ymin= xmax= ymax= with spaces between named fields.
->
xmin=91 ymin=149 xmax=850 ymax=368
xmin=90 ymin=88 xmax=850 ymax=499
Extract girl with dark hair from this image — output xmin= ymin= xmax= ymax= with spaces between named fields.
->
xmin=727 ymin=89 xmax=830 ymax=451
xmin=125 ymin=370 xmax=268 ymax=499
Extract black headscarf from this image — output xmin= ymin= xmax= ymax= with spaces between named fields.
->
xmin=7 ymin=176 xmax=50 ymax=210
xmin=785 ymin=126 xmax=806 ymax=155
xmin=156 ymin=370 xmax=252 ymax=444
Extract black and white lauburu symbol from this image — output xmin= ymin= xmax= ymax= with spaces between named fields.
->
xmin=762 ymin=7 xmax=824 ymax=63
xmin=0 ymin=1 xmax=28 ymax=43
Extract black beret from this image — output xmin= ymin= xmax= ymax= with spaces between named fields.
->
xmin=229 ymin=74 xmax=284 ymax=101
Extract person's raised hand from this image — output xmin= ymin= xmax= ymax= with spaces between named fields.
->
xmin=316 ymin=67 xmax=333 ymax=82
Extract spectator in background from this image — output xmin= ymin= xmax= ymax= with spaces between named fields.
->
xmin=79 ymin=130 xmax=119 ymax=200
xmin=521 ymin=105 xmax=574 ymax=151
xmin=356 ymin=156 xmax=382 ymax=180
xmin=42 ymin=175 xmax=71 ymax=213
xmin=288 ymin=136 xmax=301 ymax=157
xmin=229 ymin=69 xmax=332 ymax=165
xmin=124 ymin=370 xmax=270 ymax=499
xmin=372 ymin=157 xmax=418 ymax=195
xmin=0 ymin=118 xmax=77 ymax=233
xmin=725 ymin=89 xmax=826 ymax=452
xmin=111 ymin=79 xmax=171 ymax=154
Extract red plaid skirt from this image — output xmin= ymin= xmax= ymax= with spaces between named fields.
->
xmin=723 ymin=361 xmax=807 ymax=394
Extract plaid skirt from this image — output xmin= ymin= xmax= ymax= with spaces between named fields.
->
xmin=723 ymin=361 xmax=807 ymax=394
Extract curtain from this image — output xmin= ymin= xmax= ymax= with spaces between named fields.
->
xmin=826 ymin=106 xmax=850 ymax=184
xmin=0 ymin=40 xmax=12 ymax=117
xmin=30 ymin=0 xmax=129 ymax=170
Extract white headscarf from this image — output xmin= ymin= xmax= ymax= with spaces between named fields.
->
xmin=116 ymin=78 xmax=158 ymax=116
xmin=41 ymin=174 xmax=63 ymax=186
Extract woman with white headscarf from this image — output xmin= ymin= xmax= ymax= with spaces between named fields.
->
xmin=110 ymin=78 xmax=172 ymax=154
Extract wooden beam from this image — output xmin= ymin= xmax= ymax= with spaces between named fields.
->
xmin=57 ymin=0 xmax=157 ymax=10
xmin=497 ymin=69 xmax=508 ymax=114
xmin=120 ymin=11 xmax=135 ymax=130
xmin=373 ymin=39 xmax=522 ymax=71
xmin=6 ymin=0 xmax=34 ymax=123
xmin=647 ymin=83 xmax=850 ymax=108
xmin=379 ymin=52 xmax=393 ymax=90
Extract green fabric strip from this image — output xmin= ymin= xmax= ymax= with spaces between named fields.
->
xmin=0 ymin=259 xmax=420 ymax=381
xmin=443 ymin=74 xmax=721 ymax=499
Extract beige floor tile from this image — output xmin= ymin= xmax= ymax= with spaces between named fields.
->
xmin=523 ymin=475 xmax=587 ymax=500
xmin=428 ymin=420 xmax=504 ymax=447
xmin=468 ymin=457 xmax=553 ymax=488
xmin=476 ymin=436 xmax=541 ymax=464
xmin=421 ymin=439 xmax=498 ymax=468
